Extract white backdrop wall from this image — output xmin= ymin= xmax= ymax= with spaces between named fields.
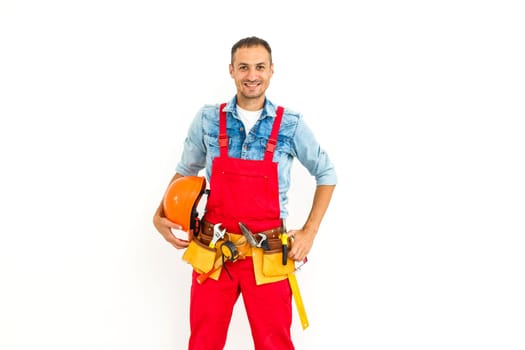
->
xmin=1 ymin=1 xmax=524 ymax=349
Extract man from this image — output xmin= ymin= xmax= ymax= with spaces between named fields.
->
xmin=153 ymin=36 xmax=337 ymax=350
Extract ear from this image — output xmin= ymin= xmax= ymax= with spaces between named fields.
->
xmin=229 ymin=64 xmax=234 ymax=77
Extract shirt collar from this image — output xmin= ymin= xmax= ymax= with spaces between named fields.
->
xmin=224 ymin=95 xmax=278 ymax=119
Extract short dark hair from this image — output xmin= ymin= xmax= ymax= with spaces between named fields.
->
xmin=231 ymin=36 xmax=272 ymax=65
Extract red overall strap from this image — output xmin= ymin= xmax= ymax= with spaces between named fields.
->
xmin=218 ymin=103 xmax=228 ymax=157
xmin=219 ymin=103 xmax=284 ymax=160
xmin=264 ymin=106 xmax=284 ymax=160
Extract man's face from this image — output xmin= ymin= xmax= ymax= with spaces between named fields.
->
xmin=229 ymin=45 xmax=274 ymax=103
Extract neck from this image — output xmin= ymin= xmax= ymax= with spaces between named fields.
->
xmin=236 ymin=95 xmax=265 ymax=111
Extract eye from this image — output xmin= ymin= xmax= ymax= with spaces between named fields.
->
xmin=239 ymin=65 xmax=248 ymax=71
xmin=256 ymin=65 xmax=265 ymax=71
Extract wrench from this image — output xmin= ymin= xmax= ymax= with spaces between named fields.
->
xmin=209 ymin=223 xmax=226 ymax=248
xmin=238 ymin=222 xmax=270 ymax=250
xmin=256 ymin=233 xmax=269 ymax=250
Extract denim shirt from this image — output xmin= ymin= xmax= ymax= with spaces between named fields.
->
xmin=176 ymin=96 xmax=337 ymax=218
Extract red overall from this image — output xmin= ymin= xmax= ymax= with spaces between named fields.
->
xmin=188 ymin=104 xmax=294 ymax=350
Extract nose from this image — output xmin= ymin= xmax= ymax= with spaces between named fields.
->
xmin=246 ymin=67 xmax=258 ymax=79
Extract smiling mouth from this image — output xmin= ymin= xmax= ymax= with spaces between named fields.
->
xmin=244 ymin=81 xmax=260 ymax=87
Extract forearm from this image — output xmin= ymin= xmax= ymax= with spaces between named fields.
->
xmin=288 ymin=184 xmax=335 ymax=261
xmin=302 ymin=184 xmax=336 ymax=236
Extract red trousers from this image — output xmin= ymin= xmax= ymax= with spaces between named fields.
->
xmin=188 ymin=257 xmax=294 ymax=350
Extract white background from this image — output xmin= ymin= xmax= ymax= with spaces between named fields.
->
xmin=1 ymin=1 xmax=524 ymax=349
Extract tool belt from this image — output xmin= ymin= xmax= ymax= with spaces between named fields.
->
xmin=199 ymin=220 xmax=287 ymax=253
xmin=182 ymin=219 xmax=295 ymax=284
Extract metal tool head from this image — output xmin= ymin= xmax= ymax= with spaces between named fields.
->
xmin=238 ymin=222 xmax=258 ymax=247
xmin=208 ymin=223 xmax=226 ymax=248
xmin=213 ymin=223 xmax=226 ymax=237
xmin=256 ymin=233 xmax=267 ymax=248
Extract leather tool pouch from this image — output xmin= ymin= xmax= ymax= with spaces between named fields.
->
xmin=182 ymin=238 xmax=216 ymax=273
xmin=261 ymin=238 xmax=294 ymax=277
xmin=262 ymin=251 xmax=295 ymax=276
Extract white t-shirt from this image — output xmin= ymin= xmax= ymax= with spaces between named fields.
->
xmin=236 ymin=105 xmax=262 ymax=133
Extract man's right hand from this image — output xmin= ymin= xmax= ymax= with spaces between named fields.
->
xmin=153 ymin=211 xmax=191 ymax=249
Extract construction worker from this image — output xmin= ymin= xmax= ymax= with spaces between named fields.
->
xmin=153 ymin=36 xmax=337 ymax=350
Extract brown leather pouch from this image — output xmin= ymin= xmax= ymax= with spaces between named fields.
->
xmin=182 ymin=238 xmax=216 ymax=274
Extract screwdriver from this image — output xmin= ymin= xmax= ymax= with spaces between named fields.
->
xmin=280 ymin=220 xmax=288 ymax=265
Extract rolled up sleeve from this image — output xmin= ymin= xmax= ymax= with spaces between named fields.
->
xmin=293 ymin=117 xmax=338 ymax=186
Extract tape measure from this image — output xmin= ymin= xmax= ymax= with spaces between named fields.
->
xmin=288 ymin=272 xmax=309 ymax=330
